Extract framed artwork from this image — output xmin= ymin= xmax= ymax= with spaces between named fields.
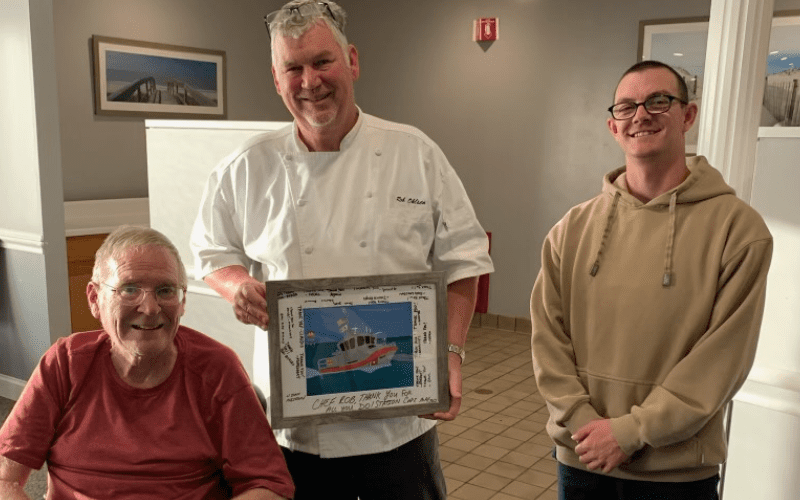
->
xmin=92 ymin=35 xmax=226 ymax=119
xmin=266 ymin=272 xmax=449 ymax=428
xmin=638 ymin=11 xmax=800 ymax=145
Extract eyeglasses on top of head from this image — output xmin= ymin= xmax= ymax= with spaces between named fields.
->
xmin=264 ymin=1 xmax=341 ymax=39
xmin=99 ymin=283 xmax=186 ymax=306
xmin=608 ymin=94 xmax=688 ymax=120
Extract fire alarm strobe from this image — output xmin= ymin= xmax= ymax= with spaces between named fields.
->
xmin=473 ymin=18 xmax=499 ymax=42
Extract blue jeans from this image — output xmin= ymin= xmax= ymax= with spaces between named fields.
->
xmin=558 ymin=463 xmax=719 ymax=500
xmin=281 ymin=427 xmax=447 ymax=500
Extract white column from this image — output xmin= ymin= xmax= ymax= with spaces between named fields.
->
xmin=695 ymin=0 xmax=774 ymax=203
xmin=0 ymin=0 xmax=69 ymax=397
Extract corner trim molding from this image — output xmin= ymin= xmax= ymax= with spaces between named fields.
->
xmin=0 ymin=373 xmax=27 ymax=401
xmin=0 ymin=229 xmax=44 ymax=253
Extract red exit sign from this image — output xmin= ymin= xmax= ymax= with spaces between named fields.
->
xmin=473 ymin=18 xmax=499 ymax=41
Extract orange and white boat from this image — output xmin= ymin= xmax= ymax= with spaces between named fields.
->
xmin=317 ymin=317 xmax=398 ymax=374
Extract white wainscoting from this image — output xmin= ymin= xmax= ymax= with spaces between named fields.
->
xmin=0 ymin=228 xmax=44 ymax=254
xmin=0 ymin=373 xmax=26 ymax=400
xmin=64 ymin=197 xmax=149 ymax=236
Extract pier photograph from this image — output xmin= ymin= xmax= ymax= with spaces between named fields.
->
xmin=92 ymin=35 xmax=226 ymax=118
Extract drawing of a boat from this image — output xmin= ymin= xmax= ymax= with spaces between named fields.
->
xmin=317 ymin=317 xmax=397 ymax=374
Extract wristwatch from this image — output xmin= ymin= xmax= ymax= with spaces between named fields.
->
xmin=448 ymin=343 xmax=466 ymax=363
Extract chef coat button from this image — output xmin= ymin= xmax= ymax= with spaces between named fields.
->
xmin=298 ymin=199 xmax=307 ymax=206
xmin=366 ymin=192 xmax=373 ymax=199
xmin=284 ymin=153 xmax=293 ymax=162
xmin=305 ymin=246 xmax=313 ymax=254
xmin=359 ymin=241 xmax=367 ymax=248
xmin=375 ymin=149 xmax=382 ymax=156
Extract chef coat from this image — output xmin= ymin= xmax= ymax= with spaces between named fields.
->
xmin=191 ymin=110 xmax=493 ymax=457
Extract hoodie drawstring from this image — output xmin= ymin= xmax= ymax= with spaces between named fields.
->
xmin=662 ymin=192 xmax=678 ymax=287
xmin=589 ymin=192 xmax=620 ymax=277
xmin=589 ymin=191 xmax=678 ymax=287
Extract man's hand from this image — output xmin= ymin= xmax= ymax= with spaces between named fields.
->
xmin=233 ymin=281 xmax=269 ymax=329
xmin=421 ymin=352 xmax=463 ymax=421
xmin=573 ymin=419 xmax=628 ymax=473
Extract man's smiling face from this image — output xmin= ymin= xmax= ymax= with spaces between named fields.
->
xmin=607 ymin=67 xmax=697 ymax=161
xmin=271 ymin=20 xmax=359 ymax=141
xmin=88 ymin=245 xmax=184 ymax=361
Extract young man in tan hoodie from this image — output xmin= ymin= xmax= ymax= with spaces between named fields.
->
xmin=531 ymin=61 xmax=772 ymax=499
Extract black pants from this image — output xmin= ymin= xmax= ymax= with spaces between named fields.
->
xmin=558 ymin=463 xmax=719 ymax=500
xmin=281 ymin=428 xmax=447 ymax=500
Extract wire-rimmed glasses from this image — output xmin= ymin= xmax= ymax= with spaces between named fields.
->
xmin=99 ymin=283 xmax=186 ymax=306
xmin=264 ymin=2 xmax=341 ymax=39
xmin=608 ymin=94 xmax=687 ymax=120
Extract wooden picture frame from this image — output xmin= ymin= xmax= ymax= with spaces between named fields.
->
xmin=92 ymin=35 xmax=226 ymax=119
xmin=266 ymin=272 xmax=449 ymax=428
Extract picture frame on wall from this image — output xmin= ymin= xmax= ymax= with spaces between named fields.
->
xmin=638 ymin=11 xmax=800 ymax=145
xmin=92 ymin=35 xmax=226 ymax=119
xmin=266 ymin=272 xmax=449 ymax=429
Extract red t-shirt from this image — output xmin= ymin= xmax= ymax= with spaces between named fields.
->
xmin=0 ymin=327 xmax=294 ymax=499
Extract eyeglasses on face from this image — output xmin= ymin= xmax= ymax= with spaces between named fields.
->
xmin=99 ymin=283 xmax=186 ymax=306
xmin=608 ymin=94 xmax=687 ymax=120
xmin=264 ymin=2 xmax=341 ymax=39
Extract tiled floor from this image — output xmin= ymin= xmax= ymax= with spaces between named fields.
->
xmin=438 ymin=325 xmax=558 ymax=500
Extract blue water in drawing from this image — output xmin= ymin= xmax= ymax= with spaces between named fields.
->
xmin=304 ymin=302 xmax=414 ymax=397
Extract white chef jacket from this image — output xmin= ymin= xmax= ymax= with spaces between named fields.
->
xmin=191 ymin=110 xmax=493 ymax=458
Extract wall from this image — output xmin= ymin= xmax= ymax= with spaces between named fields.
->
xmin=347 ymin=0 xmax=716 ymax=317
xmin=50 ymin=0 xmax=800 ymax=319
xmin=53 ymin=0 xmax=293 ymax=201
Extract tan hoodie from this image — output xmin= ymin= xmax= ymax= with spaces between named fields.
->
xmin=531 ymin=156 xmax=773 ymax=481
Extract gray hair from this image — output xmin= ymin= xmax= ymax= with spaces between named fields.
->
xmin=92 ymin=225 xmax=187 ymax=287
xmin=269 ymin=0 xmax=350 ymax=67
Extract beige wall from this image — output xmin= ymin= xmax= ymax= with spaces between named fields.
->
xmin=52 ymin=0 xmax=800 ymax=318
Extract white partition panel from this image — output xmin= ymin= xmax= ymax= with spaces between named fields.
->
xmin=145 ymin=120 xmax=290 ymax=377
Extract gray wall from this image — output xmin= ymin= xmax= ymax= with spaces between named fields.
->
xmin=53 ymin=0 xmax=800 ymax=319
xmin=54 ymin=0 xmax=293 ymax=201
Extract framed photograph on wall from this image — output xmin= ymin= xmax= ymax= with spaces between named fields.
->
xmin=266 ymin=272 xmax=449 ymax=428
xmin=638 ymin=11 xmax=800 ymax=145
xmin=92 ymin=35 xmax=226 ymax=119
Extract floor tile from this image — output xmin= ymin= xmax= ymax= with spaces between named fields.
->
xmin=451 ymin=482 xmax=496 ymax=500
xmin=444 ymin=463 xmax=482 ymax=482
xmin=499 ymin=450 xmax=540 ymax=468
xmin=488 ymin=493 xmax=520 ymax=500
xmin=472 ymin=443 xmax=510 ymax=460
xmin=470 ymin=471 xmax=514 ymax=491
xmin=446 ymin=436 xmax=483 ymax=453
xmin=500 ymin=480 xmax=546 ymax=499
xmin=455 ymin=452 xmax=497 ymax=471
xmin=486 ymin=435 xmax=523 ymax=450
xmin=517 ymin=469 xmax=558 ymax=489
xmin=485 ymin=460 xmax=527 ymax=480
xmin=439 ymin=445 xmax=468 ymax=463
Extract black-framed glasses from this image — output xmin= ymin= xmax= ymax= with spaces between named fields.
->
xmin=264 ymin=2 xmax=341 ymax=39
xmin=99 ymin=283 xmax=186 ymax=306
xmin=608 ymin=94 xmax=687 ymax=120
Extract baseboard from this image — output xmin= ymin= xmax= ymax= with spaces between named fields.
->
xmin=471 ymin=312 xmax=532 ymax=334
